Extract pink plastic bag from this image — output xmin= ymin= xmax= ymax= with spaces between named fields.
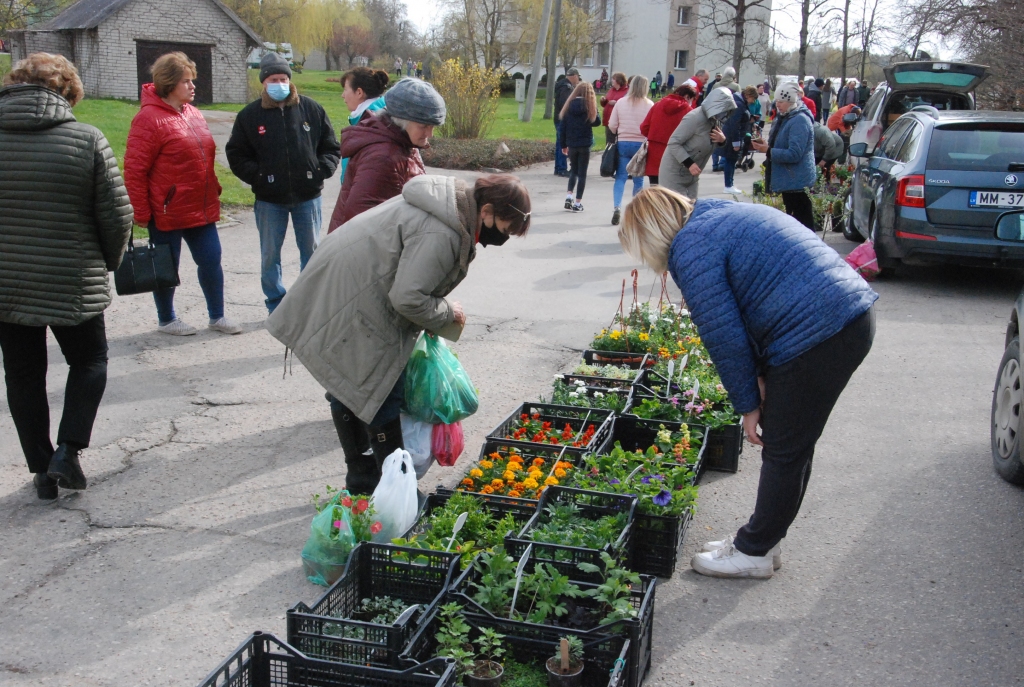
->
xmin=431 ymin=422 xmax=464 ymax=467
xmin=844 ymin=241 xmax=880 ymax=281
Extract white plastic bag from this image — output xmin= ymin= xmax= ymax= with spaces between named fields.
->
xmin=401 ymin=413 xmax=435 ymax=479
xmin=370 ymin=448 xmax=418 ymax=542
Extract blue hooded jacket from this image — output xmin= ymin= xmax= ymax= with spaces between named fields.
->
xmin=767 ymin=104 xmax=816 ymax=192
xmin=668 ymin=198 xmax=878 ymax=414
xmin=558 ymin=97 xmax=601 ymax=149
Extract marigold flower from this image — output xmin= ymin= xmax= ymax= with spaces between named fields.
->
xmin=481 ymin=485 xmax=495 ymax=494
xmin=557 ymin=461 xmax=572 ymax=469
xmin=491 ymin=479 xmax=504 ymax=488
xmin=508 ymin=490 xmax=522 ymax=498
xmin=480 ymin=460 xmax=494 ymax=469
xmin=522 ymin=478 xmax=539 ymax=489
xmin=529 ymin=469 xmax=543 ymax=480
xmin=469 ymin=468 xmax=484 ymax=478
xmin=554 ymin=468 xmax=566 ymax=478
xmin=503 ymin=471 xmax=516 ymax=482
xmin=461 ymin=478 xmax=475 ymax=487
xmin=532 ymin=457 xmax=545 ymax=467
xmin=545 ymin=476 xmax=559 ymax=486
xmin=507 ymin=453 xmax=523 ymax=463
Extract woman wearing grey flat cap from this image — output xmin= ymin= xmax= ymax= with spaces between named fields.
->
xmin=327 ymin=77 xmax=446 ymax=232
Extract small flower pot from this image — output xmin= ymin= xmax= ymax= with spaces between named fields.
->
xmin=545 ymin=657 xmax=584 ymax=687
xmin=466 ymin=660 xmax=504 ymax=687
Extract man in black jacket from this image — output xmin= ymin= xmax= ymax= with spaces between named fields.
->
xmin=226 ymin=52 xmax=340 ymax=314
xmin=552 ymin=68 xmax=579 ymax=177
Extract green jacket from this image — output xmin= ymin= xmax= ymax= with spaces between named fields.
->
xmin=0 ymin=85 xmax=133 ymax=327
xmin=266 ymin=175 xmax=477 ymax=423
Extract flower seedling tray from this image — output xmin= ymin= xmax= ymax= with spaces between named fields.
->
xmin=401 ymin=606 xmax=633 ymax=687
xmin=487 ymin=403 xmax=613 ymax=456
xmin=582 ymin=350 xmax=653 ymax=369
xmin=404 ymin=490 xmax=538 ymax=541
xmin=287 ymin=543 xmax=460 ymax=667
xmin=601 ymin=415 xmax=707 ymax=482
xmin=560 ymin=373 xmax=636 ymax=392
xmin=704 ymin=423 xmax=743 ymax=473
xmin=195 ymin=631 xmax=458 ymax=687
xmin=439 ymin=549 xmax=656 ymax=687
xmin=504 ymin=487 xmax=637 ymax=584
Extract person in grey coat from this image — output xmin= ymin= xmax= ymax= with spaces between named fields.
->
xmin=659 ymin=87 xmax=736 ymax=199
xmin=0 ymin=53 xmax=133 ymax=499
xmin=267 ymin=174 xmax=531 ymax=494
xmin=813 ymin=121 xmax=844 ymax=181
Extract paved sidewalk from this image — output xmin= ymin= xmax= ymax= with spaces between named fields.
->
xmin=3 ymin=122 xmax=1022 ymax=686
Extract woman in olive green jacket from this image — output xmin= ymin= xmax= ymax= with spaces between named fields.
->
xmin=267 ymin=174 xmax=531 ymax=493
xmin=0 ymin=53 xmax=133 ymax=500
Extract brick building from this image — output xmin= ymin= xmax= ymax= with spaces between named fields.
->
xmin=9 ymin=0 xmax=261 ymax=104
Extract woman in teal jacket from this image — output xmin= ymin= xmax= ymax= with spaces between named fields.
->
xmin=339 ymin=67 xmax=388 ymax=182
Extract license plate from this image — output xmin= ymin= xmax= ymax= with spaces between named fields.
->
xmin=969 ymin=191 xmax=1024 ymax=208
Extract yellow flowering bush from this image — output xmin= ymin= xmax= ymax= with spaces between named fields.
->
xmin=430 ymin=59 xmax=502 ymax=139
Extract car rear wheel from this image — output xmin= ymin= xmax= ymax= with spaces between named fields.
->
xmin=842 ymin=191 xmax=864 ymax=243
xmin=992 ymin=337 xmax=1024 ymax=485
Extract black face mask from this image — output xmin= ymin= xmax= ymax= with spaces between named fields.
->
xmin=478 ymin=221 xmax=510 ymax=247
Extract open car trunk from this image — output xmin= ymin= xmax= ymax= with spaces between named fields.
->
xmin=883 ymin=62 xmax=990 ymax=96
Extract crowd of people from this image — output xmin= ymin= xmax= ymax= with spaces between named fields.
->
xmin=0 ymin=50 xmax=530 ymax=500
xmin=553 ymin=65 xmax=874 ymax=230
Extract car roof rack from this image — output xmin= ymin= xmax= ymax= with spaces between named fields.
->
xmin=910 ymin=105 xmax=940 ymax=119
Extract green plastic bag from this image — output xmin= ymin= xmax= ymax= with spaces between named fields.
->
xmin=300 ymin=493 xmax=357 ymax=586
xmin=403 ymin=333 xmax=479 ymax=424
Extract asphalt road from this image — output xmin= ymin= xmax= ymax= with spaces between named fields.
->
xmin=1 ymin=143 xmax=1022 ymax=686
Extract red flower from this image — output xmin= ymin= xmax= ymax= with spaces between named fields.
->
xmin=355 ymin=499 xmax=369 ymax=514
xmin=370 ymin=521 xmax=383 ymax=534
xmin=341 ymin=496 xmax=352 ymax=508
xmin=542 ymin=421 xmax=552 ymax=430
xmin=521 ymin=413 xmax=529 ymax=421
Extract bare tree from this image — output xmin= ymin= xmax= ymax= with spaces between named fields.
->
xmin=699 ymin=0 xmax=773 ymax=79
xmin=332 ymin=21 xmax=378 ymax=68
xmin=796 ymin=0 xmax=835 ymax=80
xmin=855 ymin=0 xmax=883 ymax=82
xmin=944 ymin=0 xmax=1024 ymax=109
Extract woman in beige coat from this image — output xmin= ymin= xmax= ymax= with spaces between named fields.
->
xmin=267 ymin=174 xmax=531 ymax=493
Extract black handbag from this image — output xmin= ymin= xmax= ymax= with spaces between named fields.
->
xmin=600 ymin=141 xmax=619 ymax=178
xmin=114 ymin=240 xmax=180 ymax=295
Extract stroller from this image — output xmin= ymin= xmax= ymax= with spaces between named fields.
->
xmin=736 ymin=123 xmax=762 ymax=172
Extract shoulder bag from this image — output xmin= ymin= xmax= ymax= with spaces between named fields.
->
xmin=114 ymin=240 xmax=180 ymax=295
xmin=600 ymin=140 xmax=619 ymax=177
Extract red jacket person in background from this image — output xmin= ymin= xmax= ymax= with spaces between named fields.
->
xmin=125 ymin=52 xmax=242 ymax=336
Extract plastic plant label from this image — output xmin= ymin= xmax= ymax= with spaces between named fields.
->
xmin=445 ymin=512 xmax=469 ymax=552
xmin=509 ymin=544 xmax=533 ymax=619
xmin=666 ymin=360 xmax=675 ymax=398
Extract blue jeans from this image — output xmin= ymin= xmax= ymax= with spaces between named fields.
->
xmin=149 ymin=222 xmax=224 ymax=325
xmin=254 ymin=197 xmax=321 ymax=313
xmin=712 ymin=149 xmax=723 ymax=170
xmin=613 ymin=140 xmax=644 ymax=208
xmin=554 ymin=121 xmax=567 ymax=174
xmin=723 ymin=157 xmax=737 ymax=187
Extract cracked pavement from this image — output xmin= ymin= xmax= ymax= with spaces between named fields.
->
xmin=2 ymin=147 xmax=1023 ymax=686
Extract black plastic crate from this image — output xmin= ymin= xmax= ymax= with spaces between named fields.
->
xmin=440 ymin=551 xmax=656 ymax=687
xmin=599 ymin=415 xmax=707 ymax=479
xmin=559 ymin=372 xmax=636 ymax=392
xmin=196 ymin=632 xmax=457 ymax=687
xmin=504 ymin=487 xmax=637 ymax=583
xmin=402 ymin=606 xmax=632 ymax=687
xmin=287 ymin=544 xmax=460 ymax=667
xmin=487 ymin=403 xmax=613 ymax=457
xmin=631 ymin=510 xmax=691 ymax=578
xmin=403 ymin=490 xmax=538 ymax=542
xmin=582 ymin=350 xmax=653 ymax=369
xmin=705 ymin=423 xmax=743 ymax=473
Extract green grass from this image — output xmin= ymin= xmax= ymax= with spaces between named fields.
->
xmin=73 ymin=98 xmax=254 ymax=212
xmin=0 ymin=53 xmax=11 ymax=79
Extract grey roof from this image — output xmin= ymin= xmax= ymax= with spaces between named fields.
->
xmin=27 ymin=0 xmax=261 ymax=45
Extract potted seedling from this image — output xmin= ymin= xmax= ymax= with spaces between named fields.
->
xmin=435 ymin=603 xmax=506 ymax=686
xmin=545 ymin=636 xmax=584 ymax=687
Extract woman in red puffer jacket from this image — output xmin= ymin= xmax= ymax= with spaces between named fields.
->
xmin=599 ymin=72 xmax=629 ymax=143
xmin=124 ymin=52 xmax=240 ymax=337
xmin=640 ymin=83 xmax=697 ymax=186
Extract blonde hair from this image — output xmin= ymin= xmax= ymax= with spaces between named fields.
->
xmin=4 ymin=53 xmax=84 ymax=106
xmin=627 ymin=74 xmax=649 ymax=102
xmin=618 ymin=187 xmax=694 ymax=272
xmin=560 ymin=81 xmax=598 ymax=122
xmin=150 ymin=52 xmax=197 ymax=98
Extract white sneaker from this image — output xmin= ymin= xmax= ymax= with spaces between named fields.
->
xmin=724 ymin=186 xmax=742 ymax=195
xmin=691 ymin=541 xmax=775 ymax=578
xmin=158 ymin=319 xmax=198 ymax=336
xmin=702 ymin=535 xmax=782 ymax=570
xmin=209 ymin=317 xmax=243 ymax=335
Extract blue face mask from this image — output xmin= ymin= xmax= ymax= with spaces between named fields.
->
xmin=266 ymin=82 xmax=290 ymax=102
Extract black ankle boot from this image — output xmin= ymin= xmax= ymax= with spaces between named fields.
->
xmin=47 ymin=444 xmax=86 ymax=490
xmin=367 ymin=417 xmax=405 ymax=492
xmin=34 ymin=473 xmax=58 ymax=500
xmin=331 ymin=406 xmax=377 ymax=495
